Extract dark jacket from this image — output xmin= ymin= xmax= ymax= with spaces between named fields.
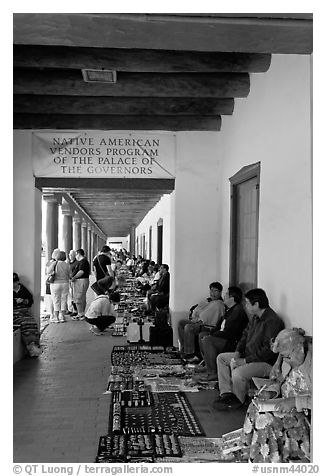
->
xmin=155 ymin=272 xmax=170 ymax=295
xmin=13 ymin=284 xmax=34 ymax=309
xmin=210 ymin=303 xmax=248 ymax=349
xmin=236 ymin=307 xmax=284 ymax=364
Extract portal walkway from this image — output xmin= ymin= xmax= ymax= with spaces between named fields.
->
xmin=13 ymin=320 xmax=246 ymax=463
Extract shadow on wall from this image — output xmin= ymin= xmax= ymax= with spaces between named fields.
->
xmin=278 ymin=292 xmax=290 ymax=328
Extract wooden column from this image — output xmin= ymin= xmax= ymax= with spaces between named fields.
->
xmin=81 ymin=220 xmax=88 ymax=254
xmin=73 ymin=212 xmax=82 ymax=251
xmin=93 ymin=233 xmax=98 ymax=258
xmin=61 ymin=199 xmax=73 ymax=257
xmin=43 ymin=194 xmax=60 ymax=263
xmin=87 ymin=225 xmax=92 ymax=261
xmin=129 ymin=224 xmax=136 ymax=256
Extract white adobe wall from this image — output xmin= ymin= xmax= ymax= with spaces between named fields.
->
xmin=136 ymin=54 xmax=312 ymax=338
xmin=108 ymin=237 xmax=129 ymax=250
xmin=136 ymin=194 xmax=172 ymax=264
xmin=13 ymin=131 xmax=42 ymax=326
xmin=218 ymin=54 xmax=312 ymax=332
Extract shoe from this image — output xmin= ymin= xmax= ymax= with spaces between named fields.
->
xmin=194 ymin=365 xmax=208 ymax=374
xmin=198 ymin=374 xmax=218 ymax=383
xmin=71 ymin=316 xmax=79 ymax=320
xmin=71 ymin=312 xmax=78 ymax=317
xmin=78 ymin=315 xmax=85 ymax=321
xmin=186 ymin=355 xmax=201 ymax=364
xmin=212 ymin=393 xmax=243 ymax=411
xmin=90 ymin=327 xmax=103 ymax=336
xmin=59 ymin=319 xmax=65 ymax=323
xmin=64 ymin=311 xmax=72 ymax=315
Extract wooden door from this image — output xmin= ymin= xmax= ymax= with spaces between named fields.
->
xmin=230 ymin=163 xmax=260 ymax=292
xmin=149 ymin=226 xmax=152 ymax=260
xmin=157 ymin=219 xmax=163 ymax=265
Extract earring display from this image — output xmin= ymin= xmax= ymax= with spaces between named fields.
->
xmin=95 ymin=267 xmax=221 ymax=463
xmin=96 ymin=435 xmax=125 ymax=462
xmin=126 ymin=434 xmax=154 ymax=458
xmin=154 ymin=434 xmax=182 ymax=457
xmin=108 ymin=390 xmax=205 ymax=437
xmin=96 ymin=434 xmax=182 ymax=462
xmin=111 ymin=346 xmax=183 ymax=366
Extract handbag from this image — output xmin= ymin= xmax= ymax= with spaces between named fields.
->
xmin=92 ymin=256 xmax=114 ymax=294
xmin=46 ymin=261 xmax=57 ymax=284
xmin=95 ymin=255 xmax=109 ymax=279
xmin=91 ymin=275 xmax=114 ymax=295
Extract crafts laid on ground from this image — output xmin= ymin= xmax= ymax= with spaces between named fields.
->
xmin=96 ymin=267 xmax=238 ymax=463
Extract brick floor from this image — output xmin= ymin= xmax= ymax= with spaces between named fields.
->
xmin=14 ymin=316 xmax=246 ymax=463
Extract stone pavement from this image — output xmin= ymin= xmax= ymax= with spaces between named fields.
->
xmin=13 ymin=318 xmax=246 ymax=463
xmin=13 ymin=318 xmax=124 ymax=463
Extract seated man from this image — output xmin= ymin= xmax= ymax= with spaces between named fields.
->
xmin=13 ymin=272 xmax=43 ymax=357
xmin=178 ymin=282 xmax=225 ymax=362
xmin=214 ymin=288 xmax=284 ymax=411
xmin=147 ymin=264 xmax=170 ymax=312
xmin=198 ymin=286 xmax=249 ymax=381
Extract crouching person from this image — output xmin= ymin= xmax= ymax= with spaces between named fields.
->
xmin=85 ymin=288 xmax=120 ymax=336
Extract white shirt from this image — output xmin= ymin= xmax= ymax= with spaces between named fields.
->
xmin=85 ymin=295 xmax=116 ymax=319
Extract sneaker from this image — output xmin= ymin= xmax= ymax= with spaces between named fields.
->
xmin=78 ymin=315 xmax=85 ymax=321
xmin=71 ymin=315 xmax=79 ymax=320
xmin=90 ymin=327 xmax=103 ymax=336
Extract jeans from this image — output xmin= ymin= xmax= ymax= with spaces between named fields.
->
xmin=217 ymin=352 xmax=272 ymax=403
xmin=178 ymin=319 xmax=210 ymax=355
xmin=200 ymin=334 xmax=228 ymax=376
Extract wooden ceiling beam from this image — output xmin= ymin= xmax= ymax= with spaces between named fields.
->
xmin=13 ymin=70 xmax=250 ymax=98
xmin=13 ymin=45 xmax=271 ymax=73
xmin=13 ymin=13 xmax=312 ymax=54
xmin=14 ymin=114 xmax=222 ymax=131
xmin=14 ymin=95 xmax=234 ymax=116
xmin=36 ymin=178 xmax=175 ymax=192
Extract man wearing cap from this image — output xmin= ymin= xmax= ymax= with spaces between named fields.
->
xmin=178 ymin=282 xmax=225 ymax=362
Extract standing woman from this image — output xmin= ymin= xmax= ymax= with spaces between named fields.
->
xmin=47 ymin=250 xmax=70 ymax=323
xmin=45 ymin=248 xmax=60 ymax=321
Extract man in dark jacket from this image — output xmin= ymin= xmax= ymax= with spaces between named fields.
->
xmin=214 ymin=288 xmax=284 ymax=410
xmin=147 ymin=264 xmax=170 ymax=311
xmin=198 ymin=286 xmax=248 ymax=381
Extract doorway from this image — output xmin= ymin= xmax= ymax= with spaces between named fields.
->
xmin=157 ymin=218 xmax=163 ymax=265
xmin=229 ymin=162 xmax=260 ymax=292
xmin=149 ymin=226 xmax=152 ymax=260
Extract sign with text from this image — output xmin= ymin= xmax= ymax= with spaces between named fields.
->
xmin=32 ymin=132 xmax=176 ymax=179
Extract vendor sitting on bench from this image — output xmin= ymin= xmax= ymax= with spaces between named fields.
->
xmin=147 ymin=264 xmax=170 ymax=313
xmin=178 ymin=281 xmax=225 ymax=363
xmin=13 ymin=272 xmax=43 ymax=357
